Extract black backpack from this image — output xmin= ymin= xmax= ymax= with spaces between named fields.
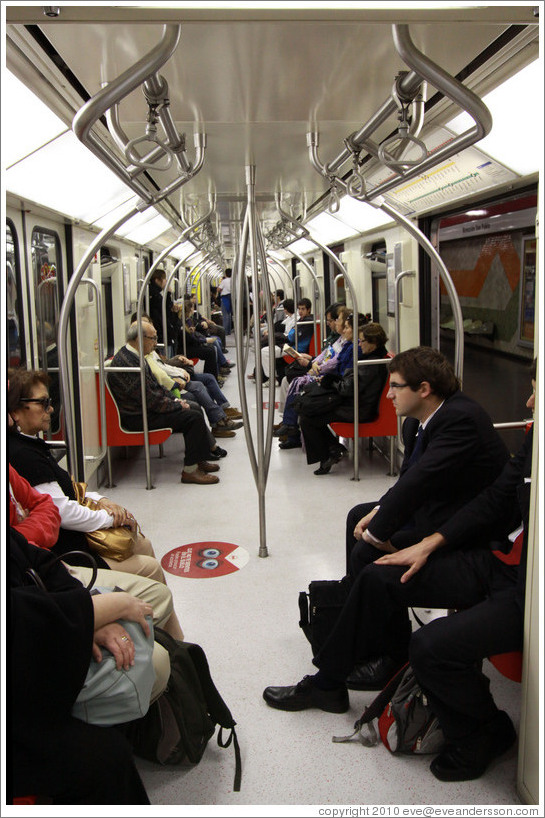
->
xmin=333 ymin=663 xmax=445 ymax=755
xmin=122 ymin=628 xmax=241 ymax=791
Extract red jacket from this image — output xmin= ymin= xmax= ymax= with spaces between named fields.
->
xmin=9 ymin=464 xmax=61 ymax=549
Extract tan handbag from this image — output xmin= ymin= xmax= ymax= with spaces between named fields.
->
xmin=72 ymin=480 xmax=138 ymax=562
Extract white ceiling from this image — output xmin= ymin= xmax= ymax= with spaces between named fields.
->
xmin=5 ymin=3 xmax=540 ymax=256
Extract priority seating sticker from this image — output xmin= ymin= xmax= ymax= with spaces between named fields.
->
xmin=161 ymin=542 xmax=249 ymax=578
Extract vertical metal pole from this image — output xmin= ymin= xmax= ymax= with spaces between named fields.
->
xmin=379 ymin=200 xmax=464 ymax=383
xmin=58 ymin=205 xmax=140 ymax=479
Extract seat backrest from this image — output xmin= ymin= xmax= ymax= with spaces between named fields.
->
xmin=330 ymin=352 xmax=396 ymax=438
xmin=96 ymin=373 xmax=171 ymax=447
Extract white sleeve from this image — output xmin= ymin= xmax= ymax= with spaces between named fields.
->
xmin=33 ymin=482 xmax=114 ymax=532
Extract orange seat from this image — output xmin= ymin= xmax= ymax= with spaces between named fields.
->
xmin=329 ymin=353 xmax=397 ymax=474
xmin=96 ymin=373 xmax=172 ymax=487
xmin=97 ymin=375 xmax=172 ymax=449
xmin=329 ymin=376 xmax=397 ymax=441
xmin=488 ymin=651 xmax=523 ymax=683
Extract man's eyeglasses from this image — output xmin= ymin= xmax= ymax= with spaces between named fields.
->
xmin=20 ymin=397 xmax=53 ymax=409
xmin=388 ymin=382 xmax=410 ymax=391
xmin=143 ymin=334 xmax=158 ymax=341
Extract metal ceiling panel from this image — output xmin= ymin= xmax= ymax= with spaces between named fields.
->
xmin=6 ymin=4 xmax=539 ymax=254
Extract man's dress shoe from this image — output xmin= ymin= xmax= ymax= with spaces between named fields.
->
xmin=346 ymin=656 xmax=401 ymax=690
xmin=263 ymin=675 xmax=349 ymax=713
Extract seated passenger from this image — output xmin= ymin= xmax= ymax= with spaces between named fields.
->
xmin=263 ymin=369 xmax=536 ymax=784
xmin=8 ymin=375 xmax=185 ymax=641
xmin=296 ymin=319 xmax=389 ymax=474
xmin=183 ymin=296 xmax=235 ymax=374
xmin=9 ymin=460 xmax=177 ymax=696
xmin=262 ymin=347 xmax=510 ymax=694
xmin=248 ymin=297 xmax=296 ymax=384
xmin=130 ymin=312 xmax=241 ymax=438
xmin=106 ymin=322 xmax=222 ymax=483
xmin=10 ymin=528 xmax=151 ymax=804
xmin=190 ymin=293 xmax=227 ymax=350
xmin=274 ymin=306 xmax=354 ymax=444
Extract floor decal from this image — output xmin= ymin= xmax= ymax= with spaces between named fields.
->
xmin=161 ymin=541 xmax=249 ymax=578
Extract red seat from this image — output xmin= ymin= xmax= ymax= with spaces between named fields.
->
xmin=329 ymin=353 xmax=397 ymax=474
xmin=97 ymin=374 xmax=172 ymax=449
xmin=488 ymin=651 xmax=523 ymax=683
xmin=329 ymin=375 xmax=397 ymax=441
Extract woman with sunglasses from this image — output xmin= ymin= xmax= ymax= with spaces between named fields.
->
xmin=7 ymin=367 xmax=184 ymax=641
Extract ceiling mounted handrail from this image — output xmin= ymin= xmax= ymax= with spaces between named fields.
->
xmin=72 ymin=24 xmax=206 ymax=209
xmin=308 ymin=23 xmax=492 ymax=208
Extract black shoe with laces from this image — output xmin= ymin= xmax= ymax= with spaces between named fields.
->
xmin=208 ymin=446 xmax=228 ymax=460
xmin=314 ymin=457 xmax=334 ymax=475
xmin=263 ymin=675 xmax=349 ymax=713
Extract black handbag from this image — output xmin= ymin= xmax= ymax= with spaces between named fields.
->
xmin=293 ymin=381 xmax=343 ymax=417
xmin=298 ymin=578 xmax=350 ymax=656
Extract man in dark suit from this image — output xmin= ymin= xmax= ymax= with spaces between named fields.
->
xmin=263 ymin=347 xmax=512 ymax=706
xmin=379 ymin=367 xmax=536 ymax=781
xmin=346 ymin=347 xmax=510 ymax=577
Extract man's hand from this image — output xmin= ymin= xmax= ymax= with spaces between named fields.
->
xmin=175 ymin=355 xmax=192 ymax=365
xmin=353 ymin=508 xmax=379 ymax=540
xmin=173 ymin=377 xmax=187 ymax=389
xmin=297 ymin=353 xmax=312 ymax=365
xmin=176 ymin=399 xmax=190 ymax=410
xmin=363 ymin=535 xmax=396 ymax=553
xmin=92 ymin=623 xmax=135 ymax=670
xmin=374 ymin=533 xmax=447 ymax=583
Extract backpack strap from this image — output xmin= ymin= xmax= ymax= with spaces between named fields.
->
xmin=183 ymin=641 xmax=242 ymax=792
xmin=332 ymin=662 xmax=409 ymax=747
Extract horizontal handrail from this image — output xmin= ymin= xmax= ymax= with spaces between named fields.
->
xmin=494 ymin=420 xmax=532 ymax=430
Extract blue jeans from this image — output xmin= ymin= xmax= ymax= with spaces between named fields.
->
xmin=184 ymin=380 xmax=225 ymax=425
xmin=192 ymin=372 xmax=228 ymax=406
xmin=211 ymin=337 xmax=228 ymax=367
xmin=221 ymin=294 xmax=232 ymax=335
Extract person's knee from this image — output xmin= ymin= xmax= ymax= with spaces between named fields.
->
xmin=409 ymin=620 xmax=447 ymax=675
xmin=134 ymin=555 xmax=167 ymax=583
xmin=349 ymin=540 xmax=382 ymax=577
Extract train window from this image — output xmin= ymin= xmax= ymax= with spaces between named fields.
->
xmin=31 ymin=226 xmax=63 ymax=435
xmin=6 ymin=220 xmax=26 ymax=368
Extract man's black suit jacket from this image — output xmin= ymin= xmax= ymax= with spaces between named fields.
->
xmin=368 ymin=391 xmax=510 ymax=546
xmin=439 ymin=425 xmax=533 ymax=609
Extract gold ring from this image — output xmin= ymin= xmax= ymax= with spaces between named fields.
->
xmin=121 ymin=636 xmax=129 ymax=642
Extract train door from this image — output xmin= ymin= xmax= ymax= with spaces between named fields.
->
xmin=6 ymin=206 xmax=69 ymax=438
xmin=32 ymin=225 xmax=64 ymax=435
xmin=6 ymin=218 xmax=27 ymax=370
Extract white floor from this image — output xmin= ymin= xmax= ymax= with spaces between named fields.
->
xmin=102 ymin=339 xmax=522 ymax=812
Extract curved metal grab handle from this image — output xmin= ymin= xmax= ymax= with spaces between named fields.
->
xmin=377 ymin=130 xmax=427 ymax=171
xmin=73 ymin=25 xmax=180 ymax=145
xmin=379 ymin=198 xmax=464 ymax=383
xmin=125 ymin=133 xmax=174 ymax=171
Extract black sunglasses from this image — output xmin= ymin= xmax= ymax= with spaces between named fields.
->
xmin=20 ymin=397 xmax=53 ymax=409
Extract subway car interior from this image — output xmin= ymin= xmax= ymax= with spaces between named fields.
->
xmin=3 ymin=2 xmax=543 ymax=811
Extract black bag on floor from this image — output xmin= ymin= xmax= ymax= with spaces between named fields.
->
xmin=333 ymin=663 xmax=445 ymax=755
xmin=298 ymin=578 xmax=350 ymax=657
xmin=122 ymin=628 xmax=241 ymax=791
